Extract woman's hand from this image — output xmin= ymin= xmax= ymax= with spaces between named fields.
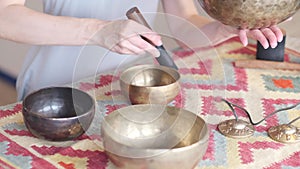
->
xmin=93 ymin=19 xmax=162 ymax=57
xmin=238 ymin=25 xmax=283 ymax=49
xmin=238 ymin=17 xmax=293 ymax=49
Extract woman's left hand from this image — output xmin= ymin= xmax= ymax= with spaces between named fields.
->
xmin=238 ymin=25 xmax=284 ymax=49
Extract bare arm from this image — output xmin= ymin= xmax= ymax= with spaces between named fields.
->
xmin=0 ymin=0 xmax=162 ymax=56
xmin=0 ymin=0 xmax=103 ymax=45
xmin=161 ymin=0 xmax=212 ymax=30
xmin=161 ymin=0 xmax=234 ymax=48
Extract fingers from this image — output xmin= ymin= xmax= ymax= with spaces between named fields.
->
xmin=283 ymin=17 xmax=293 ymax=23
xmin=247 ymin=29 xmax=269 ymax=49
xmin=98 ymin=20 xmax=162 ymax=57
xmin=257 ymin=26 xmax=283 ymax=49
xmin=118 ymin=20 xmax=161 ymax=57
xmin=260 ymin=28 xmax=277 ymax=48
xmin=110 ymin=45 xmax=134 ymax=55
xmin=270 ymin=25 xmax=283 ymax=42
xmin=111 ymin=36 xmax=160 ymax=57
xmin=238 ymin=29 xmax=248 ymax=47
xmin=240 ymin=26 xmax=284 ymax=49
xmin=119 ymin=40 xmax=146 ymax=55
xmin=141 ymin=33 xmax=163 ymax=46
xmin=128 ymin=35 xmax=160 ymax=57
xmin=129 ymin=20 xmax=162 ymax=47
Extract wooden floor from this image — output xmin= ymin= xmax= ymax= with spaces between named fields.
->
xmin=0 ymin=79 xmax=17 ymax=106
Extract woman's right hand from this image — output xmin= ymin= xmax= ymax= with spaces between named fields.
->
xmin=92 ymin=19 xmax=162 ymax=57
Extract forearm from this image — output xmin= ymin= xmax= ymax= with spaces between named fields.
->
xmin=161 ymin=0 xmax=212 ymax=30
xmin=178 ymin=14 xmax=238 ymax=46
xmin=0 ymin=4 xmax=104 ymax=45
xmin=0 ymin=1 xmax=167 ymax=57
xmin=161 ymin=0 xmax=237 ymax=48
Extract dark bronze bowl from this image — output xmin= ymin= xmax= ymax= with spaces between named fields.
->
xmin=22 ymin=87 xmax=95 ymax=141
xmin=198 ymin=0 xmax=300 ymax=29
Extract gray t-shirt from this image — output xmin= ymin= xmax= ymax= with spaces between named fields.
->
xmin=16 ymin=0 xmax=159 ymax=100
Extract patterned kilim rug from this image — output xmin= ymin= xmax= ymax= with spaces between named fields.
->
xmin=0 ymin=36 xmax=300 ymax=169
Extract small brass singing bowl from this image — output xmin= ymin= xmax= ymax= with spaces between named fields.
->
xmin=120 ymin=65 xmax=180 ymax=105
xmin=198 ymin=0 xmax=300 ymax=29
xmin=22 ymin=87 xmax=95 ymax=141
xmin=101 ymin=104 xmax=209 ymax=169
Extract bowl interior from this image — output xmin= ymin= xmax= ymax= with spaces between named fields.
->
xmin=23 ymin=87 xmax=94 ymax=118
xmin=130 ymin=69 xmax=176 ymax=87
xmin=121 ymin=65 xmax=180 ymax=87
xmin=102 ymin=105 xmax=208 ymax=150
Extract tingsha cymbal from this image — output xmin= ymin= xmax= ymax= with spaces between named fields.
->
xmin=268 ymin=124 xmax=300 ymax=143
xmin=218 ymin=119 xmax=255 ymax=139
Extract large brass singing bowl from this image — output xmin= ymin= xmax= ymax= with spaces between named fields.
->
xmin=198 ymin=0 xmax=300 ymax=29
xmin=120 ymin=65 xmax=180 ymax=104
xmin=101 ymin=104 xmax=209 ymax=169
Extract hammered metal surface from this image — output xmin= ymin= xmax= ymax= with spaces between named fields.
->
xmin=218 ymin=119 xmax=255 ymax=139
xmin=268 ymin=124 xmax=300 ymax=143
xmin=119 ymin=65 xmax=180 ymax=105
xmin=198 ymin=0 xmax=300 ymax=29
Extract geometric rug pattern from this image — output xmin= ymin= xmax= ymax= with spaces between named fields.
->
xmin=0 ymin=37 xmax=300 ymax=168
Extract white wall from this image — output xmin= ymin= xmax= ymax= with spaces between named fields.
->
xmin=0 ymin=0 xmax=42 ymax=78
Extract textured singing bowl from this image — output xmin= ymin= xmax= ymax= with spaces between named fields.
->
xmin=198 ymin=0 xmax=300 ymax=29
xmin=119 ymin=64 xmax=180 ymax=105
xmin=22 ymin=87 xmax=95 ymax=141
xmin=101 ymin=104 xmax=209 ymax=169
